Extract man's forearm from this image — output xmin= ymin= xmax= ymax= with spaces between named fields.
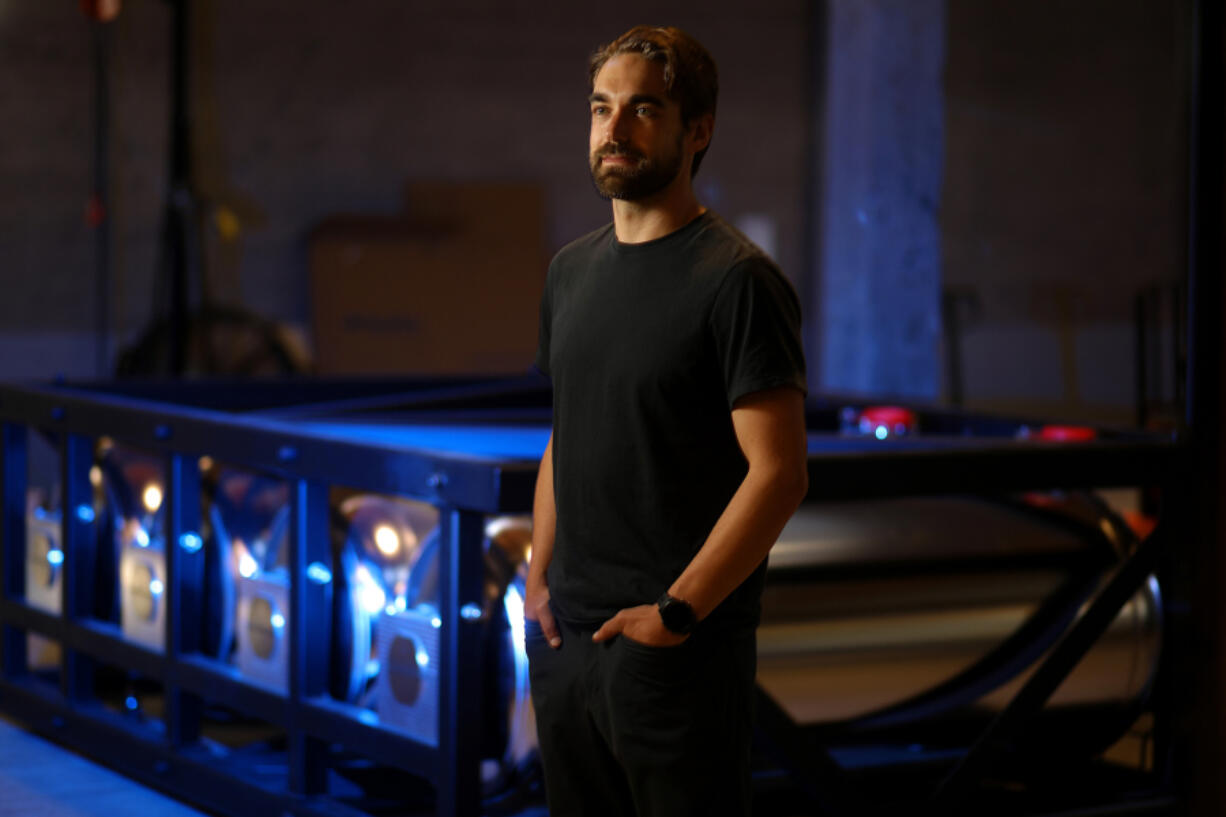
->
xmin=666 ymin=458 xmax=807 ymax=621
xmin=526 ymin=435 xmax=556 ymax=603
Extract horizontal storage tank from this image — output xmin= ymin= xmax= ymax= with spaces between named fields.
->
xmin=757 ymin=494 xmax=1159 ymax=743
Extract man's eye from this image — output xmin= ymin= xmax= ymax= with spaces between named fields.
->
xmin=636 ymin=106 xmax=654 ymax=116
xmin=592 ymin=106 xmax=608 ymax=116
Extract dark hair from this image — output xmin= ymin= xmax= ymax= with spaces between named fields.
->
xmin=589 ymin=25 xmax=718 ymax=177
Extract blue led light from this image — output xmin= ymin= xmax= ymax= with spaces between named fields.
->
xmin=306 ymin=562 xmax=333 ymax=585
xmin=874 ymin=425 xmax=889 ymax=440
xmin=149 ymin=578 xmax=164 ymax=596
xmin=460 ymin=603 xmax=482 ymax=621
xmin=125 ymin=696 xmax=138 ymax=711
xmin=270 ymin=612 xmax=286 ymax=629
xmin=46 ymin=549 xmax=64 ymax=567
xmin=75 ymin=505 xmax=95 ymax=523
xmin=178 ymin=532 xmax=203 ymax=553
xmin=415 ymin=648 xmax=430 ymax=668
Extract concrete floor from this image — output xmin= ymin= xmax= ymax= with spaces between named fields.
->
xmin=0 ymin=715 xmax=210 ymax=817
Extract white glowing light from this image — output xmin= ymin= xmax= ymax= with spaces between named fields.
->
xmin=46 ymin=549 xmax=64 ymax=567
xmin=385 ymin=604 xmax=397 ymax=616
xmin=372 ymin=524 xmax=400 ymax=557
xmin=354 ymin=564 xmax=387 ymax=615
xmin=415 ymin=648 xmax=430 ymax=668
xmin=874 ymin=425 xmax=889 ymax=440
xmin=430 ymin=616 xmax=442 ymax=629
xmin=142 ymin=483 xmax=163 ymax=514
xmin=505 ymin=585 xmax=526 ymax=653
xmin=237 ymin=550 xmax=259 ymax=578
xmin=149 ymin=578 xmax=164 ymax=596
xmin=133 ymin=526 xmax=150 ymax=548
xmin=270 ymin=612 xmax=286 ymax=629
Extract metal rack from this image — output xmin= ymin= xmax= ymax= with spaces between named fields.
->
xmin=0 ymin=378 xmax=546 ymax=817
xmin=0 ymin=376 xmax=1185 ymax=816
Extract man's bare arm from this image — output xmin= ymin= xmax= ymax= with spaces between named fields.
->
xmin=524 ymin=433 xmax=562 ymax=647
xmin=592 ymin=386 xmax=808 ymax=645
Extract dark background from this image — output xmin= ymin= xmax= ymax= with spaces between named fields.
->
xmin=0 ymin=0 xmax=1191 ymax=424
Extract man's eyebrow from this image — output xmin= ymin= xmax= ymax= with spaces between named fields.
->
xmin=628 ymin=94 xmax=666 ymax=108
xmin=587 ymin=93 xmax=667 ymax=107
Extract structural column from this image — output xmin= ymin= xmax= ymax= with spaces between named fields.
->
xmin=814 ymin=0 xmax=945 ymax=399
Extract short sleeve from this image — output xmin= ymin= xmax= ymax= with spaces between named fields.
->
xmin=534 ymin=270 xmax=552 ymax=376
xmin=709 ymin=260 xmax=807 ymax=408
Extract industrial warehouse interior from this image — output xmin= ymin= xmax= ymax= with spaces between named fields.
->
xmin=1 ymin=1 xmax=1223 ymax=816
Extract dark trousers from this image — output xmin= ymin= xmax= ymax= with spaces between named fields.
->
xmin=526 ymin=615 xmax=757 ymax=817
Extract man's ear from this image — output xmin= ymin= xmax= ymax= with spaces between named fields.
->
xmin=687 ymin=113 xmax=714 ymax=154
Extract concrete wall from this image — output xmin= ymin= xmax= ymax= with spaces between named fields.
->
xmin=0 ymin=0 xmax=812 ymax=378
xmin=941 ymin=0 xmax=1190 ymax=425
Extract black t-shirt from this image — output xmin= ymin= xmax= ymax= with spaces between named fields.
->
xmin=535 ymin=211 xmax=806 ymax=629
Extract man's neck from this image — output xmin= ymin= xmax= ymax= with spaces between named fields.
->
xmin=610 ymin=180 xmax=705 ymax=244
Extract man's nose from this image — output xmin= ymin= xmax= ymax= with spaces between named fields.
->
xmin=607 ymin=107 xmax=631 ymax=140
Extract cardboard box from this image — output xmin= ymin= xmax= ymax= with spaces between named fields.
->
xmin=310 ymin=182 xmax=548 ymax=375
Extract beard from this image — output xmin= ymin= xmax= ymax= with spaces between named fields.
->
xmin=589 ymin=135 xmax=685 ymax=201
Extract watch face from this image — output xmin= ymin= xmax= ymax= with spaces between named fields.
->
xmin=658 ymin=594 xmax=696 ymax=634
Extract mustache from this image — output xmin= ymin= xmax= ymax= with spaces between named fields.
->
xmin=594 ymin=143 xmax=645 ymax=162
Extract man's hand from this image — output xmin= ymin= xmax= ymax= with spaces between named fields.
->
xmin=524 ymin=580 xmax=562 ymax=649
xmin=592 ymin=604 xmax=689 ymax=647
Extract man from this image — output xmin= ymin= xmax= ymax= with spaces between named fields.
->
xmin=524 ymin=25 xmax=809 ymax=817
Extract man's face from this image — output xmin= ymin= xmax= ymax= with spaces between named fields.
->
xmin=588 ymin=53 xmax=688 ymax=201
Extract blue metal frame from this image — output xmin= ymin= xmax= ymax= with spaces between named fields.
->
xmin=0 ymin=377 xmax=1187 ymax=816
xmin=0 ymin=379 xmax=532 ymax=817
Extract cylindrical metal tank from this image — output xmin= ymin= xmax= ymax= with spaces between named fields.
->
xmin=757 ymin=494 xmax=1160 ymax=738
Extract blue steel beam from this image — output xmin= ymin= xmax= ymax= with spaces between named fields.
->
xmin=165 ymin=451 xmax=204 ymax=747
xmin=60 ymin=432 xmax=96 ymax=703
xmin=0 ymin=383 xmax=520 ymax=513
xmin=297 ymin=695 xmax=440 ymax=778
xmin=287 ymin=478 xmax=331 ymax=796
xmin=1 ymin=424 xmax=28 ymax=678
xmin=435 ymin=507 xmax=486 ymax=817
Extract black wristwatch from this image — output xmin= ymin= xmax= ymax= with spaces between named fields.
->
xmin=656 ymin=592 xmax=697 ymax=635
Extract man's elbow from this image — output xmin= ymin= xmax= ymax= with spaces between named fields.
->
xmin=764 ymin=457 xmax=808 ymax=509
xmin=787 ymin=460 xmax=809 ymax=507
